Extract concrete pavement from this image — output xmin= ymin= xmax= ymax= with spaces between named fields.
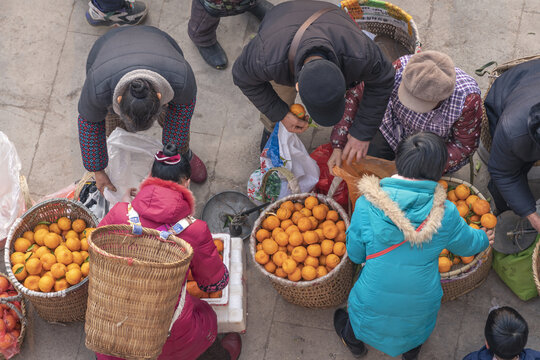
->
xmin=0 ymin=0 xmax=539 ymax=359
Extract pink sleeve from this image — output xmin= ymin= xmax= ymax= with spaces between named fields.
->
xmin=445 ymin=93 xmax=483 ymax=173
xmin=189 ymin=222 xmax=229 ymax=292
xmin=330 ymin=83 xmax=364 ymax=149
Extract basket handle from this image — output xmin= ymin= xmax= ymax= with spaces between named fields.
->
xmin=328 ymin=176 xmax=343 ymax=198
xmin=260 ymin=167 xmax=300 ymax=200
xmin=19 ymin=175 xmax=33 ymax=211
xmin=0 ymin=296 xmax=26 ymax=327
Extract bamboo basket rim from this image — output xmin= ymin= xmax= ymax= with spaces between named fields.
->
xmin=4 ymin=198 xmax=97 ymax=298
xmin=0 ymin=271 xmax=27 ymax=357
xmin=533 ymin=236 xmax=540 ymax=296
xmin=439 ymin=176 xmax=493 ymax=279
xmin=250 ymin=192 xmax=350 ymax=288
xmin=87 ymin=224 xmax=194 ymax=268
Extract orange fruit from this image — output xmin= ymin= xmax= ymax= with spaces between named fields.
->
xmin=71 ymin=251 xmax=84 ymax=266
xmin=278 ymin=246 xmax=287 ymax=252
xmin=33 ymin=224 xmax=48 ymax=233
xmin=65 ymin=230 xmax=79 ymax=240
xmin=209 ymin=291 xmax=222 ymax=298
xmin=280 ymin=219 xmax=293 ymax=230
xmin=81 ymin=262 xmax=89 ymax=277
xmin=455 ymin=184 xmax=471 ymax=200
xmin=65 ymin=237 xmax=81 ymax=252
xmin=71 ymin=219 xmax=86 ymax=233
xmin=472 ymin=199 xmax=491 ymax=216
xmin=54 ymin=278 xmax=69 ymax=292
xmin=256 ymin=229 xmax=271 ymax=242
xmin=291 ymin=246 xmax=308 ymax=263
xmin=262 ymin=215 xmax=280 ymax=231
xmin=335 ymin=231 xmax=346 ymax=242
xmin=14 ymin=238 xmax=31 ymax=253
xmin=25 ymin=251 xmax=38 ymax=261
xmin=440 ymin=249 xmax=449 ymax=257
xmin=321 ymin=240 xmax=335 ymax=256
xmin=49 ymin=223 xmax=61 ymax=234
xmin=465 ymin=195 xmax=479 ymax=207
xmin=290 ymin=103 xmax=306 ymax=118
xmin=44 ymin=233 xmax=61 ymax=249
xmin=255 ymin=250 xmax=270 ymax=265
xmin=12 ymin=264 xmax=27 ymax=281
xmin=262 ymin=239 xmax=279 ymax=255
xmin=57 ymin=217 xmax=72 ymax=231
xmin=307 ymin=244 xmax=322 ymax=257
xmin=26 ymin=258 xmax=42 ymax=275
xmin=319 ymin=255 xmax=327 ymax=266
xmin=336 ymin=221 xmax=346 ymax=232
xmin=41 ymin=253 xmax=57 ymax=271
xmin=293 ymin=202 xmax=303 ymax=211
xmin=304 ymin=255 xmax=319 ymax=267
xmin=272 ymin=251 xmax=288 ymax=267
xmin=438 ymin=256 xmax=453 ymax=273
xmin=315 ymin=229 xmax=325 ymax=241
xmin=326 ymin=254 xmax=340 ymax=269
xmin=469 ymin=215 xmax=481 ymax=223
xmin=82 ymin=227 xmax=96 ymax=238
xmin=299 ymin=208 xmax=312 ymax=218
xmin=461 ymin=255 xmax=475 ymax=264
xmin=38 ymin=276 xmax=55 ymax=292
xmin=288 ymin=231 xmax=303 ymax=246
xmin=275 ymin=268 xmax=287 ymax=278
xmin=56 ymin=250 xmax=73 ymax=265
xmin=323 ymin=223 xmax=339 ymax=240
xmin=291 ymin=212 xmax=305 ymax=225
xmin=35 ymin=246 xmax=51 ymax=259
xmin=301 ymin=265 xmax=317 ymax=281
xmin=10 ymin=252 xmax=26 ymax=265
xmin=312 ymin=205 xmax=328 ymax=221
xmin=333 ymin=242 xmax=346 ymax=256
xmin=42 ymin=271 xmax=54 ymax=279
xmin=287 ymin=267 xmax=302 ymax=282
xmin=316 ymin=266 xmax=328 ymax=278
xmin=80 ymin=250 xmax=89 ymax=261
xmin=469 ymin=223 xmax=480 ymax=229
xmin=280 ymin=200 xmax=295 ymax=212
xmin=22 ymin=231 xmax=34 ymax=243
xmin=456 ymin=203 xmax=469 ymax=218
xmin=308 ymin=216 xmax=319 ymax=230
xmin=285 ymin=224 xmax=300 ymax=235
xmin=34 ymin=229 xmax=49 ymax=246
xmin=213 ymin=239 xmax=224 ymax=252
xmin=66 ymin=268 xmax=82 ymax=285
xmin=282 ymin=258 xmax=297 ymax=274
xmin=286 ymin=244 xmax=294 ymax=254
xmin=276 ymin=208 xmax=292 ymax=221
xmin=50 ymin=263 xmax=67 ymax=279
xmin=447 ymin=190 xmax=458 ymax=202
xmin=258 ymin=243 xmax=264 ymax=252
xmin=326 ymin=210 xmax=339 ymax=222
xmin=54 ymin=245 xmax=69 ymax=256
xmin=274 ymin=232 xmax=289 ymax=247
xmin=456 ymin=200 xmax=467 ymax=208
xmin=296 ymin=217 xmax=312 ymax=232
xmin=264 ymin=261 xmax=277 ymax=274
xmin=453 ymin=256 xmax=461 ymax=265
xmin=303 ymin=231 xmax=319 ymax=245
xmin=480 ymin=213 xmax=497 ymax=229
xmin=437 ymin=180 xmax=448 ymax=190
xmin=304 ymin=196 xmax=319 ymax=210
xmin=23 ymin=275 xmax=40 ymax=291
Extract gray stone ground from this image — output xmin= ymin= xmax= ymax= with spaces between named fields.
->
xmin=1 ymin=0 xmax=540 ymax=359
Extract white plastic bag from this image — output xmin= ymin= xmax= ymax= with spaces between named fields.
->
xmin=0 ymin=132 xmax=24 ymax=241
xmin=103 ymin=128 xmax=162 ymax=207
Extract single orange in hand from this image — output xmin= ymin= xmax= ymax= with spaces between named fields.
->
xmin=480 ymin=213 xmax=497 ymax=229
xmin=290 ymin=104 xmax=306 ymax=118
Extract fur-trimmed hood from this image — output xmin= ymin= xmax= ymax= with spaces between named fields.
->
xmin=131 ymin=177 xmax=195 ymax=225
xmin=357 ymin=175 xmax=446 ymax=246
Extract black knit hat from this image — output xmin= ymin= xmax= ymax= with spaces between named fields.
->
xmin=297 ymin=59 xmax=346 ymax=127
xmin=527 ymin=102 xmax=540 ymax=145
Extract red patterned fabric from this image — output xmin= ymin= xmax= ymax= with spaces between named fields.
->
xmin=78 ymin=116 xmax=108 ymax=172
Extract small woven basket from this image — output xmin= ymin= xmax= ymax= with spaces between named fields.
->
xmin=340 ymin=0 xmax=421 ymax=55
xmin=439 ymin=177 xmax=494 ymax=302
xmin=251 ymin=176 xmax=353 ymax=308
xmin=0 ymin=272 xmax=27 ymax=360
xmin=4 ymin=199 xmax=98 ymax=322
xmin=533 ymin=238 xmax=540 ymax=297
xmin=85 ymin=225 xmax=193 ymax=359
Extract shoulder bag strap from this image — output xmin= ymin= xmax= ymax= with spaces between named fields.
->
xmin=288 ymin=8 xmax=335 ymax=76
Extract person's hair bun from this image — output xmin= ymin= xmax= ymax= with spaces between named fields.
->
xmin=129 ymin=79 xmax=150 ymax=99
xmin=163 ymin=143 xmax=179 ymax=157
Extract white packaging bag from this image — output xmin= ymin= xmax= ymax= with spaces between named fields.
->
xmin=0 ymin=132 xmax=24 ymax=241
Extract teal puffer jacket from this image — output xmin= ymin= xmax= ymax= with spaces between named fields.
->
xmin=346 ymin=176 xmax=489 ymax=356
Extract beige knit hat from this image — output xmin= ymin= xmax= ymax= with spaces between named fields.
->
xmin=398 ymin=51 xmax=456 ymax=113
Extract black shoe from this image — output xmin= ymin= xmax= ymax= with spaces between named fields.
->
xmin=402 ymin=344 xmax=422 ymax=360
xmin=333 ymin=309 xmax=368 ymax=358
xmin=260 ymin=128 xmax=271 ymax=152
xmin=196 ymin=42 xmax=228 ymax=70
xmin=248 ymin=0 xmax=274 ymax=21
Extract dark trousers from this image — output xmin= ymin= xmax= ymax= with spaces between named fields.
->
xmin=197 ymin=338 xmax=231 ymax=360
xmin=367 ymin=130 xmax=396 ymax=160
xmin=188 ymin=0 xmax=220 ymax=47
xmin=487 ymin=162 xmax=534 ymax=215
xmin=93 ymin=0 xmax=125 ymax=11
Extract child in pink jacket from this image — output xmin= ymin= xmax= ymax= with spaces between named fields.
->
xmin=96 ymin=143 xmax=241 ymax=360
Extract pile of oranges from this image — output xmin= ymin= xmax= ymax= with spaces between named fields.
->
xmin=437 ymin=180 xmax=496 ymax=273
xmin=0 ymin=275 xmax=22 ymax=352
xmin=186 ymin=238 xmax=225 ymax=299
xmin=254 ymin=196 xmax=347 ymax=282
xmin=10 ymin=217 xmax=92 ymax=293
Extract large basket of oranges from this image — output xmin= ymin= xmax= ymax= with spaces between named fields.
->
xmin=250 ymin=190 xmax=353 ymax=308
xmin=438 ymin=177 xmax=495 ymax=302
xmin=4 ymin=198 xmax=97 ymax=323
xmin=85 ymin=224 xmax=193 ymax=360
xmin=533 ymin=239 xmax=540 ymax=297
xmin=0 ymin=272 xmax=27 ymax=360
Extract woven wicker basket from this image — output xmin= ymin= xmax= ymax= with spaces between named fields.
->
xmin=533 ymin=237 xmax=540 ymax=297
xmin=4 ymin=199 xmax=97 ymax=322
xmin=341 ymin=0 xmax=421 ymax=55
xmin=85 ymin=225 xmax=193 ymax=359
xmin=0 ymin=272 xmax=27 ymax=360
xmin=480 ymin=54 xmax=540 ymax=152
xmin=250 ymin=190 xmax=353 ymax=308
xmin=439 ymin=177 xmax=494 ymax=302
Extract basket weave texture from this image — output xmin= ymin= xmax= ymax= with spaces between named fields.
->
xmin=533 ymin=238 xmax=540 ymax=297
xmin=0 ymin=272 xmax=27 ymax=360
xmin=4 ymin=199 xmax=97 ymax=322
xmin=85 ymin=225 xmax=193 ymax=359
xmin=250 ymin=193 xmax=353 ymax=308
xmin=439 ymin=177 xmax=494 ymax=302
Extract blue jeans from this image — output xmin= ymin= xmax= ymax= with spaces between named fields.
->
xmin=93 ymin=0 xmax=125 ymax=12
